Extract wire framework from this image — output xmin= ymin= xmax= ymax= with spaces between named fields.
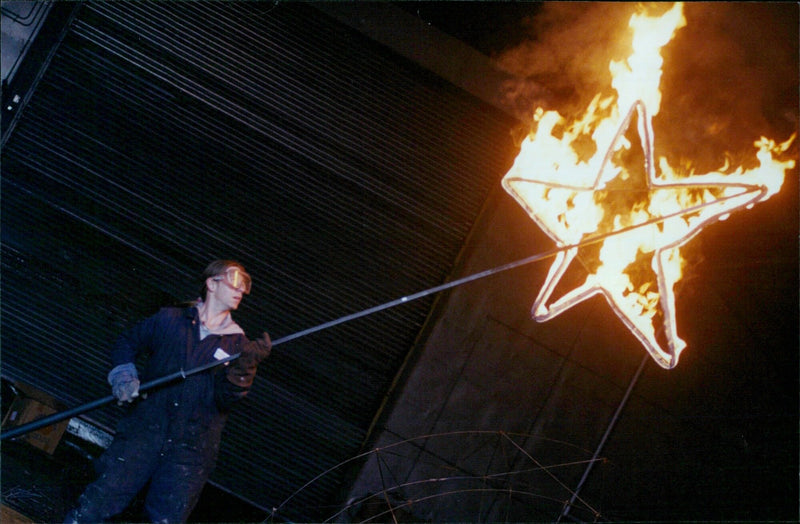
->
xmin=268 ymin=430 xmax=609 ymax=523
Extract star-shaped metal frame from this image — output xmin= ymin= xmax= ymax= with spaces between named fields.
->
xmin=503 ymin=100 xmax=769 ymax=369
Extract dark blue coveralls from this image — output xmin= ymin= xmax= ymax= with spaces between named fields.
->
xmin=67 ymin=306 xmax=254 ymax=523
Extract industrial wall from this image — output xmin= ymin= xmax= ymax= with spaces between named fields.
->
xmin=345 ymin=146 xmax=799 ymax=522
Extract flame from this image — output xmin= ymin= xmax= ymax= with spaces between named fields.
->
xmin=502 ymin=2 xmax=795 ymax=369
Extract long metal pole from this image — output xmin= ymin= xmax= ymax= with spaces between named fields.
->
xmin=0 ymin=239 xmax=575 ymax=442
xmin=0 ymin=244 xmax=557 ymax=442
xmin=0 ymin=189 xmax=757 ymax=442
xmin=558 ymin=354 xmax=648 ymax=522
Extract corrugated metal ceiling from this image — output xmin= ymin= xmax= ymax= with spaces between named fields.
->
xmin=1 ymin=1 xmax=520 ymax=519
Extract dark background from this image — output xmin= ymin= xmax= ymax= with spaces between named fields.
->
xmin=2 ymin=2 xmax=797 ymax=522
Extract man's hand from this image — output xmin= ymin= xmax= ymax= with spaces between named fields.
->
xmin=242 ymin=332 xmax=271 ymax=364
xmin=227 ymin=332 xmax=271 ymax=387
xmin=108 ymin=363 xmax=140 ymax=404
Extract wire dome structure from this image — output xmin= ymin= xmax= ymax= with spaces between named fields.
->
xmin=268 ymin=430 xmax=609 ymax=523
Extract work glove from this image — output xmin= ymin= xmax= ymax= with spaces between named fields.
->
xmin=108 ymin=363 xmax=140 ymax=404
xmin=227 ymin=332 xmax=271 ymax=387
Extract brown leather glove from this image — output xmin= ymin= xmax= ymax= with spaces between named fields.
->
xmin=227 ymin=332 xmax=271 ymax=387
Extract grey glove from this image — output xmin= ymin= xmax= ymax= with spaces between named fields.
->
xmin=227 ymin=333 xmax=271 ymax=387
xmin=108 ymin=363 xmax=140 ymax=403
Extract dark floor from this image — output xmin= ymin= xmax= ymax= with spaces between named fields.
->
xmin=2 ymin=433 xmax=98 ymax=523
xmin=0 ymin=379 xmax=269 ymax=524
xmin=1 ymin=432 xmax=271 ymax=523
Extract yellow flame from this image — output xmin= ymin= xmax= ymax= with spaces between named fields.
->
xmin=502 ymin=2 xmax=794 ymax=369
xmin=611 ymin=2 xmax=686 ymax=116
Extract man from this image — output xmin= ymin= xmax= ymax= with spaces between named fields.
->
xmin=65 ymin=260 xmax=271 ymax=523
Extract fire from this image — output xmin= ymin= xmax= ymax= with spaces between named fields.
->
xmin=502 ymin=2 xmax=795 ymax=369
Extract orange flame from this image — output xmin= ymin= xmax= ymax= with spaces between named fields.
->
xmin=502 ymin=2 xmax=795 ymax=369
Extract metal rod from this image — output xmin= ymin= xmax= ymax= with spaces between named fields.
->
xmin=0 ymin=237 xmax=569 ymax=442
xmin=0 ymin=187 xmax=760 ymax=442
xmin=558 ymin=353 xmax=648 ymax=522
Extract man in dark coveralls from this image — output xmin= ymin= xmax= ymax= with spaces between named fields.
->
xmin=64 ymin=260 xmax=271 ymax=523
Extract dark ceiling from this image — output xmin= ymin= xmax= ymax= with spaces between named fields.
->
xmin=394 ymin=1 xmax=545 ymax=56
xmin=1 ymin=2 xmax=797 ymax=522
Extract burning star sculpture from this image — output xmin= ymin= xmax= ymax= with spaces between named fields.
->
xmin=501 ymin=2 xmax=793 ymax=369
xmin=502 ymin=100 xmax=790 ymax=369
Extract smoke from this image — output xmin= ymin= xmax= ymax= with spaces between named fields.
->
xmin=658 ymin=2 xmax=798 ymax=169
xmin=494 ymin=2 xmax=638 ymax=118
xmin=494 ymin=2 xmax=798 ymax=169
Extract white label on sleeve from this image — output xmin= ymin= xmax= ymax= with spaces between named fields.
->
xmin=213 ymin=348 xmax=231 ymax=361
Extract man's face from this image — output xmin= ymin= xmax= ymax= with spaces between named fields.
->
xmin=209 ymin=266 xmax=251 ymax=310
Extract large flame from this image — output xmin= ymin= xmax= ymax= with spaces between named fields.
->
xmin=502 ymin=2 xmax=795 ymax=369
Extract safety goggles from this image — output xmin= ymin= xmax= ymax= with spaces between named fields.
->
xmin=213 ymin=267 xmax=252 ymax=294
